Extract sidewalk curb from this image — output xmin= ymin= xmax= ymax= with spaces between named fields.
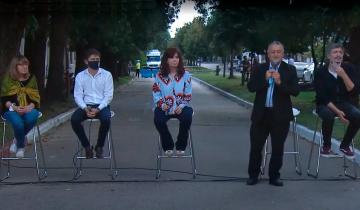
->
xmin=26 ymin=108 xmax=76 ymax=143
xmin=193 ymin=76 xmax=360 ymax=164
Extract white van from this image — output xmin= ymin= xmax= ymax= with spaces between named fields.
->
xmin=146 ymin=49 xmax=161 ymax=69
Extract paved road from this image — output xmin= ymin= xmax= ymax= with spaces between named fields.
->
xmin=0 ymin=77 xmax=359 ymax=210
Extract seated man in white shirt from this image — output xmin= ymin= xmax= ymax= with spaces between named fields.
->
xmin=71 ymin=48 xmax=114 ymax=158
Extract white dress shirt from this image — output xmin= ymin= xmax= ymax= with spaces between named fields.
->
xmin=74 ymin=68 xmax=113 ymax=110
xmin=328 ymin=69 xmax=338 ymax=78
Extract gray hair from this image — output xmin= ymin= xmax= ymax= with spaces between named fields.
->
xmin=326 ymin=43 xmax=344 ymax=55
xmin=267 ymin=41 xmax=285 ymax=51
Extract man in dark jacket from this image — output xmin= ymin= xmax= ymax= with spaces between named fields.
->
xmin=246 ymin=41 xmax=300 ymax=187
xmin=314 ymin=43 xmax=360 ymax=158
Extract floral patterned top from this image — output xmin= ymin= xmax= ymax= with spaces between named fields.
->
xmin=152 ymin=71 xmax=192 ymax=114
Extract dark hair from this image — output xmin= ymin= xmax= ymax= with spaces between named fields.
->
xmin=85 ymin=48 xmax=101 ymax=59
xmin=160 ymin=47 xmax=185 ymax=77
xmin=326 ymin=43 xmax=344 ymax=56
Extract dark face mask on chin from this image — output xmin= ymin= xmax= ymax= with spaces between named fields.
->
xmin=88 ymin=61 xmax=100 ymax=70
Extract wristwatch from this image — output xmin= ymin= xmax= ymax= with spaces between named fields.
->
xmin=9 ymin=103 xmax=15 ymax=111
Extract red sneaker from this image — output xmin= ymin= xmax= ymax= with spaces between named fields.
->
xmin=320 ymin=146 xmax=332 ymax=157
xmin=340 ymin=146 xmax=355 ymax=158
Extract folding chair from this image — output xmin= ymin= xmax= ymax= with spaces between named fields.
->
xmin=307 ymin=109 xmax=358 ymax=179
xmin=156 ymin=111 xmax=197 ymax=179
xmin=261 ymin=108 xmax=302 ymax=176
xmin=0 ymin=112 xmax=47 ymax=181
xmin=73 ymin=111 xmax=118 ymax=180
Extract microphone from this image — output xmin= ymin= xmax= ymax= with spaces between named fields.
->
xmin=268 ymin=62 xmax=279 ymax=85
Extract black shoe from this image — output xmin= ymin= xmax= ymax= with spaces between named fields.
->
xmin=95 ymin=146 xmax=103 ymax=158
xmin=85 ymin=146 xmax=94 ymax=159
xmin=269 ymin=178 xmax=283 ymax=187
xmin=246 ymin=177 xmax=258 ymax=186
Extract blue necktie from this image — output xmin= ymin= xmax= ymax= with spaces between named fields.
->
xmin=266 ymin=63 xmax=278 ymax=107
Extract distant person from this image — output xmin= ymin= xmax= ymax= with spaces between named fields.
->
xmin=128 ymin=60 xmax=133 ymax=76
xmin=197 ymin=58 xmax=201 ymax=66
xmin=246 ymin=41 xmax=300 ymax=187
xmin=152 ymin=47 xmax=193 ymax=156
xmin=241 ymin=56 xmax=250 ymax=86
xmin=71 ymin=48 xmax=114 ymax=159
xmin=314 ymin=43 xmax=360 ymax=158
xmin=0 ymin=55 xmax=40 ymax=158
xmin=135 ymin=60 xmax=141 ymax=78
xmin=250 ymin=57 xmax=259 ymax=79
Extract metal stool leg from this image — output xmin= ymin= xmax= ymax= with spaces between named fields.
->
xmin=307 ymin=116 xmax=321 ymax=178
xmin=189 ymin=129 xmax=197 ymax=179
xmin=0 ymin=112 xmax=47 ymax=181
xmin=155 ymin=111 xmax=197 ymax=179
xmin=35 ymin=124 xmax=48 ymax=180
xmin=1 ymin=121 xmax=10 ymax=181
xmin=343 ymin=142 xmax=358 ymax=179
xmin=72 ymin=143 xmax=79 ymax=179
xmin=73 ymin=139 xmax=83 ymax=180
xmin=73 ymin=121 xmax=91 ymax=180
xmin=33 ymin=125 xmax=41 ymax=180
xmin=73 ymin=112 xmax=117 ymax=180
xmin=292 ymin=118 xmax=302 ymax=175
xmin=108 ymin=126 xmax=118 ymax=180
xmin=156 ymin=135 xmax=162 ymax=179
xmin=260 ymin=116 xmax=302 ymax=177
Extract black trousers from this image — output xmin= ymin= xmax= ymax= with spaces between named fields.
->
xmin=136 ymin=69 xmax=140 ymax=78
xmin=154 ymin=106 xmax=193 ymax=151
xmin=71 ymin=105 xmax=111 ymax=149
xmin=316 ymin=102 xmax=360 ymax=148
xmin=248 ymin=109 xmax=290 ymax=180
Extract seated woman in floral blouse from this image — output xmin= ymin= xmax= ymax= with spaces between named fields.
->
xmin=152 ymin=47 xmax=193 ymax=156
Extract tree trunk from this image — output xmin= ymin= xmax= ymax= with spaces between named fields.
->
xmin=0 ymin=4 xmax=28 ymax=75
xmin=311 ymin=36 xmax=318 ymax=72
xmin=229 ymin=51 xmax=234 ymax=79
xmin=75 ymin=44 xmax=86 ymax=76
xmin=320 ymin=33 xmax=327 ymax=69
xmin=45 ymin=9 xmax=68 ymax=101
xmin=222 ymin=56 xmax=226 ymax=78
xmin=25 ymin=12 xmax=49 ymax=97
xmin=348 ymin=26 xmax=360 ymax=66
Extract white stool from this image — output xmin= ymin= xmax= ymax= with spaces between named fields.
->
xmin=0 ymin=112 xmax=47 ymax=181
xmin=307 ymin=109 xmax=358 ymax=179
xmin=261 ymin=108 xmax=302 ymax=176
xmin=156 ymin=111 xmax=197 ymax=179
xmin=73 ymin=111 xmax=118 ymax=180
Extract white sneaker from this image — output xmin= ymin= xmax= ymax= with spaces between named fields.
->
xmin=164 ymin=150 xmax=173 ymax=156
xmin=176 ymin=150 xmax=185 ymax=155
xmin=9 ymin=139 xmax=17 ymax=153
xmin=16 ymin=148 xmax=25 ymax=158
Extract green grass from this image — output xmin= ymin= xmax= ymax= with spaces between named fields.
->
xmin=0 ymin=76 xmax=132 ymax=143
xmin=189 ymin=67 xmax=360 ymax=148
xmin=116 ymin=76 xmax=132 ymax=86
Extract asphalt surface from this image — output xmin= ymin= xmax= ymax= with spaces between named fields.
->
xmin=0 ymin=77 xmax=359 ymax=210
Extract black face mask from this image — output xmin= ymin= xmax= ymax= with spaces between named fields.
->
xmin=88 ymin=61 xmax=100 ymax=70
